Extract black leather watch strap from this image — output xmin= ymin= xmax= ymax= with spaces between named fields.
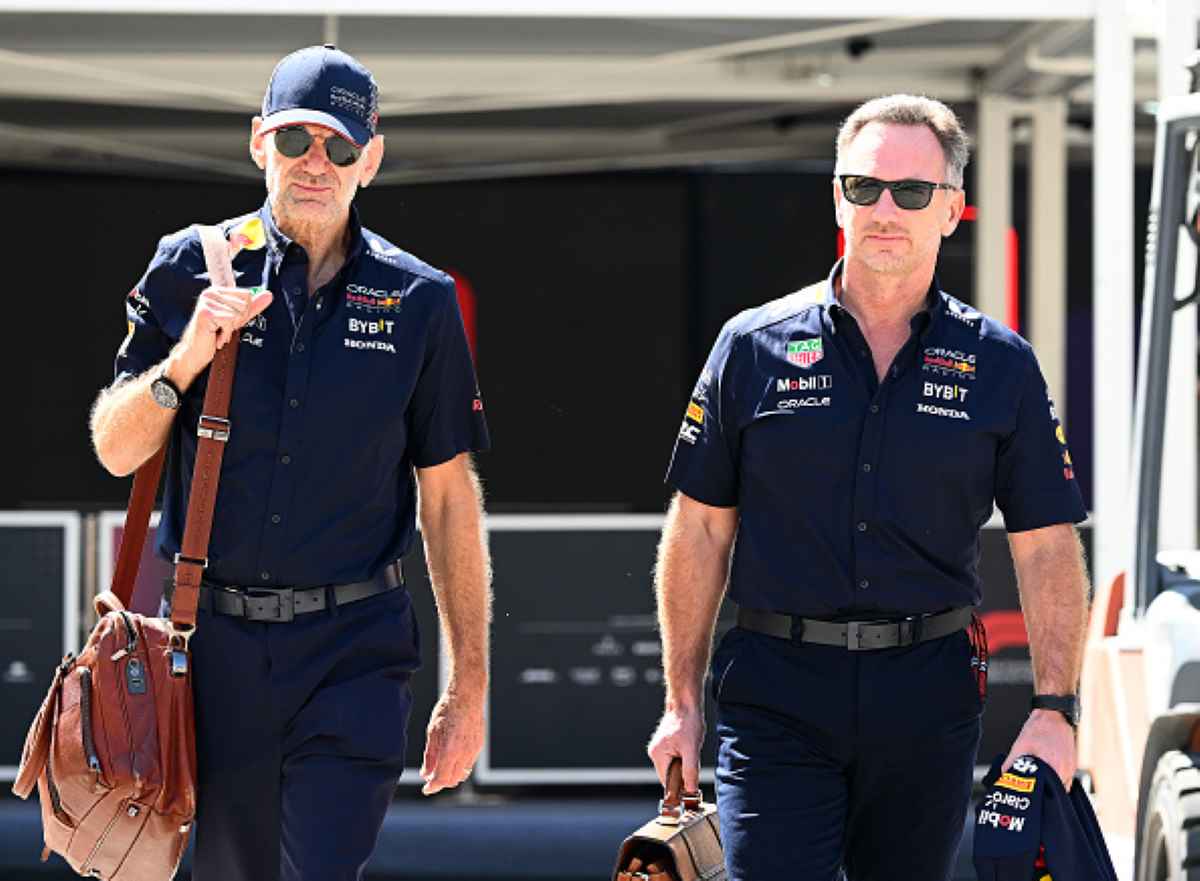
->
xmin=150 ymin=365 xmax=182 ymax=410
xmin=1031 ymin=693 xmax=1079 ymax=727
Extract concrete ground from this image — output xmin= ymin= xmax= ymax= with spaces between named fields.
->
xmin=0 ymin=795 xmax=1135 ymax=880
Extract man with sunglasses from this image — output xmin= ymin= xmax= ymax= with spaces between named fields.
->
xmin=90 ymin=45 xmax=491 ymax=881
xmin=649 ymin=94 xmax=1088 ymax=881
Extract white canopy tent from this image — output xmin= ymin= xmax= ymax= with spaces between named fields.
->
xmin=1 ymin=0 xmax=1194 ymax=597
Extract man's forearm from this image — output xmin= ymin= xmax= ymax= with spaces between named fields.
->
xmin=419 ymin=466 xmax=491 ymax=696
xmin=90 ymin=347 xmax=202 ymax=477
xmin=656 ymin=497 xmax=736 ymax=711
xmin=1011 ymin=526 xmax=1090 ymax=694
xmin=90 ymin=370 xmax=172 ymax=478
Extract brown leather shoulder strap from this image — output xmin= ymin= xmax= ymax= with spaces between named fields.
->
xmin=794 ymin=280 xmax=827 ymax=304
xmin=169 ymin=225 xmax=242 ymax=633
xmin=110 ymin=445 xmax=167 ymax=610
xmin=110 ymin=225 xmax=242 ymax=626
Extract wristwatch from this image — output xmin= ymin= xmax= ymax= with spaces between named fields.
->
xmin=149 ymin=366 xmax=182 ymax=411
xmin=1031 ymin=693 xmax=1080 ymax=728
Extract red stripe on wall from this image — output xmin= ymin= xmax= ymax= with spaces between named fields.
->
xmin=831 ymin=206 xmax=1022 ymax=333
xmin=448 ymin=269 xmax=478 ymax=362
xmin=980 ymin=609 xmax=1029 ymax=654
xmin=1006 ymin=227 xmax=1020 ymax=333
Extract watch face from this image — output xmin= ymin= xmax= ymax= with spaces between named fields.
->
xmin=151 ymin=378 xmax=180 ymax=410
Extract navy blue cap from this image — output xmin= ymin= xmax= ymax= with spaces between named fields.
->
xmin=261 ymin=45 xmax=379 ymax=147
xmin=973 ymin=754 xmax=1118 ymax=881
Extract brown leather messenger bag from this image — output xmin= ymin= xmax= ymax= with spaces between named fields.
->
xmin=11 ymin=225 xmax=242 ymax=880
xmin=613 ymin=759 xmax=725 ymax=881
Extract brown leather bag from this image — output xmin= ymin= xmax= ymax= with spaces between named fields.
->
xmin=613 ymin=760 xmax=725 ymax=881
xmin=10 ymin=225 xmax=243 ymax=880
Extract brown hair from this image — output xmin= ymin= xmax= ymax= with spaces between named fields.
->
xmin=835 ymin=94 xmax=969 ymax=188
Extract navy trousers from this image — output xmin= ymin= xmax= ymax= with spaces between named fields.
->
xmin=177 ymin=586 xmax=420 ymax=881
xmin=711 ymin=625 xmax=982 ymax=881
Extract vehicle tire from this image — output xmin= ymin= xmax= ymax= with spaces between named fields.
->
xmin=1137 ymin=750 xmax=1200 ymax=881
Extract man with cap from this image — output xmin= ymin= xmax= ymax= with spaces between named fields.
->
xmin=89 ymin=45 xmax=490 ymax=880
xmin=647 ymin=94 xmax=1090 ymax=880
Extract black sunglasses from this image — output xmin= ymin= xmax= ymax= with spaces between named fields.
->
xmin=272 ymin=126 xmax=362 ymax=168
xmin=838 ymin=175 xmax=957 ymax=210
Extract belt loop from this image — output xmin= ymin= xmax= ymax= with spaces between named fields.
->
xmin=326 ymin=585 xmax=338 ymax=617
xmin=911 ymin=614 xmax=924 ymax=645
xmin=789 ymin=615 xmax=805 ymax=642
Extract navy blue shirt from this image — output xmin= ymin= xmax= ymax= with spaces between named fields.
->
xmin=116 ymin=201 xmax=489 ymax=588
xmin=666 ymin=260 xmax=1085 ymax=618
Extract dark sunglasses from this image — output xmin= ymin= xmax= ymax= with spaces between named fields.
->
xmin=272 ymin=126 xmax=362 ymax=168
xmin=838 ymin=175 xmax=957 ymax=210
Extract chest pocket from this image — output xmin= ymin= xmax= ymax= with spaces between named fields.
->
xmin=741 ymin=373 xmax=857 ymax=476
xmin=317 ymin=311 xmax=418 ymax=431
xmin=883 ymin=374 xmax=1001 ymax=529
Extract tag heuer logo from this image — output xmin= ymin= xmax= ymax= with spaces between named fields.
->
xmin=786 ymin=338 xmax=824 ymax=368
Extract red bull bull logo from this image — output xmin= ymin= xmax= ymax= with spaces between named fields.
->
xmin=229 ymin=217 xmax=266 ymax=252
xmin=922 ymin=347 xmax=977 ymax=380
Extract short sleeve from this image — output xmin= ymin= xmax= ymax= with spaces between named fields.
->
xmin=665 ymin=320 xmax=741 ymax=507
xmin=114 ymin=234 xmax=200 ymax=383
xmin=994 ymin=350 xmax=1087 ymax=532
xmin=407 ymin=278 xmax=490 ymax=468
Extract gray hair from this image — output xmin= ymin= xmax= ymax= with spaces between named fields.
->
xmin=835 ymin=94 xmax=970 ymax=188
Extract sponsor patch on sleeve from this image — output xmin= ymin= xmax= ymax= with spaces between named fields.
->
xmin=1051 ymin=401 xmax=1075 ymax=480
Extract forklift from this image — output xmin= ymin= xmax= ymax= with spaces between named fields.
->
xmin=1077 ymin=68 xmax=1200 ymax=881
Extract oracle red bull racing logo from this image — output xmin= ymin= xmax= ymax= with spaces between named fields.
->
xmin=345 ymin=283 xmax=403 ymax=313
xmin=922 ymin=347 xmax=976 ymax=380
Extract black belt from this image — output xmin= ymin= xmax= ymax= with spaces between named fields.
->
xmin=165 ymin=561 xmax=404 ymax=623
xmin=736 ymin=606 xmax=972 ymax=651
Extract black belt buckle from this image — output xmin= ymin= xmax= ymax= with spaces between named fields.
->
xmin=846 ymin=621 xmax=868 ymax=650
xmin=246 ymin=588 xmax=294 ymax=622
xmin=898 ymin=614 xmax=923 ymax=646
xmin=788 ymin=615 xmax=805 ymax=641
xmin=847 ymin=619 xmax=903 ymax=650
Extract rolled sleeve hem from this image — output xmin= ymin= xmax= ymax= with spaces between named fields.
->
xmin=413 ymin=438 xmax=490 ymax=470
xmin=999 ymin=490 xmax=1087 ymax=533
xmin=666 ymin=476 xmax=737 ymax=509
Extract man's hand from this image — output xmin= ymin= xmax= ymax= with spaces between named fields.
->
xmin=169 ymin=286 xmax=273 ymax=387
xmin=420 ymin=687 xmax=485 ymax=796
xmin=1002 ymin=710 xmax=1076 ymax=789
xmin=648 ymin=705 xmax=705 ymax=794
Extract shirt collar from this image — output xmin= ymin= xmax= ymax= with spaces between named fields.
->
xmin=823 ymin=257 xmax=944 ymax=339
xmin=257 ymin=199 xmax=365 ymax=264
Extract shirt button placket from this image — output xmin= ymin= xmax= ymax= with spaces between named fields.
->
xmin=853 ymin=390 xmax=885 ymax=598
xmin=261 ymin=307 xmax=317 ymax=581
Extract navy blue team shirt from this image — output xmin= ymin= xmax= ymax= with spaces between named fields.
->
xmin=116 ymin=200 xmax=489 ymax=589
xmin=667 ymin=260 xmax=1085 ymax=618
